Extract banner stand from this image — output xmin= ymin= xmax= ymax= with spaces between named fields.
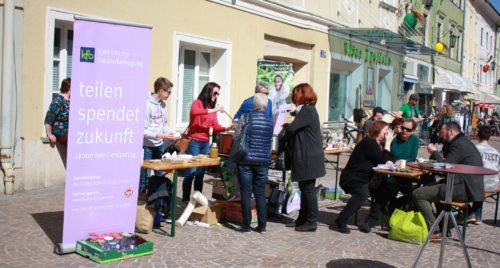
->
xmin=54 ymin=243 xmax=76 ymax=255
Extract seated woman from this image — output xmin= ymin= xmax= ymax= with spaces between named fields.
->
xmin=335 ymin=120 xmax=394 ymax=234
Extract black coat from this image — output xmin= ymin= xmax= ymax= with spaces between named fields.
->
xmin=282 ymin=104 xmax=325 ymax=181
xmin=431 ymin=133 xmax=484 ymax=202
xmin=339 ymin=137 xmax=393 ymax=189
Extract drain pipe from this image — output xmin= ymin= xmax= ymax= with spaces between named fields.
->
xmin=1 ymin=0 xmax=15 ymax=195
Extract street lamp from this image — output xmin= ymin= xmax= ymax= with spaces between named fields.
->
xmin=449 ymin=32 xmax=457 ymax=48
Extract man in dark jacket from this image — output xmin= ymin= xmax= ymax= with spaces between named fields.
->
xmin=413 ymin=121 xmax=484 ymax=236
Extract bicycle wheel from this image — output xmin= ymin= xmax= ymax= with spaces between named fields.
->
xmin=344 ymin=129 xmax=359 ymax=147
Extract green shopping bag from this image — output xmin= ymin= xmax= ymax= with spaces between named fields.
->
xmin=388 ymin=209 xmax=428 ymax=245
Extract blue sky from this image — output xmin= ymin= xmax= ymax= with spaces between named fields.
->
xmin=491 ymin=0 xmax=500 ymax=12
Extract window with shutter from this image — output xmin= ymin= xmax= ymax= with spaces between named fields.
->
xmin=178 ymin=48 xmax=213 ymax=124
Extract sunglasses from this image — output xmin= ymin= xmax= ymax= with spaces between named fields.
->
xmin=213 ymin=92 xmax=220 ymax=97
xmin=401 ymin=126 xmax=413 ymax=132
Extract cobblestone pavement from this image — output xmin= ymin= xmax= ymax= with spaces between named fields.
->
xmin=0 ymin=137 xmax=499 ymax=267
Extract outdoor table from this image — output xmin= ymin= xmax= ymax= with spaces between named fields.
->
xmin=407 ymin=162 xmax=497 ymax=268
xmin=142 ymin=156 xmax=221 ymax=237
xmin=324 ymin=147 xmax=350 ymax=200
xmin=372 ymin=166 xmax=424 ymax=179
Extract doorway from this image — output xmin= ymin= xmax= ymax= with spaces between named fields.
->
xmin=329 ymin=72 xmax=348 ymax=121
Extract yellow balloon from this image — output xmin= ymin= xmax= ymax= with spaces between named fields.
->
xmin=435 ymin=42 xmax=444 ymax=53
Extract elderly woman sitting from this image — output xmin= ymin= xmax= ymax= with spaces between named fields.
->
xmin=232 ymin=93 xmax=274 ymax=233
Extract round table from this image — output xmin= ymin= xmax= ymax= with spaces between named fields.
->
xmin=408 ymin=162 xmax=496 ymax=268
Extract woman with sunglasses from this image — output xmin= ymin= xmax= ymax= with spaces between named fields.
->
xmin=182 ymin=82 xmax=230 ymax=202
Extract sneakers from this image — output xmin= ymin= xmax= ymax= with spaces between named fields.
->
xmin=457 ymin=214 xmax=476 ymax=225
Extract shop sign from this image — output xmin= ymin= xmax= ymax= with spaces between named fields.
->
xmin=343 ymin=41 xmax=391 ymax=65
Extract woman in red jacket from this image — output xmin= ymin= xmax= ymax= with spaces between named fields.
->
xmin=182 ymin=82 xmax=229 ymax=202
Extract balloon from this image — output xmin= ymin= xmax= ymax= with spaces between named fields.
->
xmin=435 ymin=42 xmax=444 ymax=53
xmin=403 ymin=13 xmax=417 ymax=30
xmin=483 ymin=64 xmax=489 ymax=72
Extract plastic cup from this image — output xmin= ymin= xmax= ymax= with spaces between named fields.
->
xmin=399 ymin=160 xmax=406 ymax=169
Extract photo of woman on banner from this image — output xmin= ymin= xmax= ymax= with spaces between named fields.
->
xmin=269 ymin=74 xmax=290 ymax=125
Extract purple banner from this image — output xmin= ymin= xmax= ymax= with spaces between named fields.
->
xmin=62 ymin=18 xmax=151 ymax=245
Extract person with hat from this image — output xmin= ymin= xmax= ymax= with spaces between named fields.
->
xmin=361 ymin=106 xmax=386 ymax=138
xmin=399 ymin=93 xmax=421 ymax=121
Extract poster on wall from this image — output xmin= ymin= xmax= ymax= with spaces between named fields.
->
xmin=256 ymin=59 xmax=294 ymax=135
xmin=366 ymin=67 xmax=374 ymax=95
xmin=60 ymin=17 xmax=152 ymax=251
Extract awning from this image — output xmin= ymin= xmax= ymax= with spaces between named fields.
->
xmin=434 ymin=68 xmax=470 ymax=93
xmin=477 ymin=91 xmax=500 ymax=104
xmin=403 ymin=74 xmax=419 ymax=84
xmin=329 ymin=27 xmax=441 ymax=56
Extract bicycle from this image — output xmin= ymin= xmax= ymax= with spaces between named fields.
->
xmin=341 ymin=114 xmax=361 ymax=146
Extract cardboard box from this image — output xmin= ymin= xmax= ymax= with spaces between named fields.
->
xmin=223 ymin=200 xmax=257 ymax=224
xmin=75 ymin=235 xmax=153 ymax=264
xmin=189 ymin=203 xmax=223 ymax=224
xmin=212 ymin=179 xmax=228 ymax=200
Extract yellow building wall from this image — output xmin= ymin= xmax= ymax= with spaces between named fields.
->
xmin=19 ymin=0 xmax=330 ymax=190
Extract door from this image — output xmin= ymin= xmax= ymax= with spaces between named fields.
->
xmin=329 ymin=72 xmax=347 ymax=121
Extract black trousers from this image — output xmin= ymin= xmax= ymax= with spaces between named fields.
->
xmin=295 ymin=179 xmax=318 ymax=225
xmin=337 ymin=182 xmax=369 ymax=226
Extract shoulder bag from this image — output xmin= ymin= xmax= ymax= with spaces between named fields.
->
xmin=174 ymin=127 xmax=191 ymax=153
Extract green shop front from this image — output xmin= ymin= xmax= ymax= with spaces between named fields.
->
xmin=327 ymin=28 xmax=437 ymax=121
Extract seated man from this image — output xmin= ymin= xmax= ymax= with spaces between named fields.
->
xmin=412 ymin=122 xmax=484 ymax=239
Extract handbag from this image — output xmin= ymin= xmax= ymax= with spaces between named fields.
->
xmin=388 ymin=209 xmax=428 ymax=245
xmin=229 ymin=120 xmax=248 ymax=163
xmin=174 ymin=127 xmax=191 ymax=153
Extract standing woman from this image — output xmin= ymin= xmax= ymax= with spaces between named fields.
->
xmin=281 ymin=83 xmax=325 ymax=232
xmin=234 ymin=93 xmax=274 ymax=233
xmin=44 ymin=78 xmax=71 ymax=167
xmin=429 ymin=103 xmax=454 ymax=144
xmin=182 ymin=82 xmax=229 ymax=202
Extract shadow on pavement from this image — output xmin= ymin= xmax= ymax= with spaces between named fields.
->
xmin=326 ymin=259 xmax=396 ymax=268
xmin=31 ymin=211 xmax=64 ymax=245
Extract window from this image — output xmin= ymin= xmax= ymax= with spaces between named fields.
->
xmin=486 ymin=32 xmax=489 ymax=50
xmin=423 ymin=13 xmax=429 ymax=46
xmin=173 ymin=34 xmax=231 ymax=128
xmin=480 ymin=65 xmax=482 ymax=84
xmin=178 ymin=48 xmax=213 ymax=124
xmin=417 ymin=64 xmax=430 ymax=82
xmin=481 ymin=28 xmax=484 ymax=46
xmin=491 ymin=36 xmax=493 ymax=52
xmin=437 ymin=22 xmax=442 ymax=42
xmin=455 ymin=31 xmax=461 ymax=60
xmin=52 ymin=23 xmax=73 ymax=92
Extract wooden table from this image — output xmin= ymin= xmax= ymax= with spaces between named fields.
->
xmin=372 ymin=166 xmax=424 ymax=179
xmin=324 ymin=147 xmax=350 ymax=200
xmin=142 ymin=156 xmax=221 ymax=237
xmin=407 ymin=162 xmax=497 ymax=268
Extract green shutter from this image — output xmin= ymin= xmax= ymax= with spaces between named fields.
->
xmin=66 ymin=30 xmax=73 ymax=77
xmin=182 ymin=50 xmax=196 ymax=123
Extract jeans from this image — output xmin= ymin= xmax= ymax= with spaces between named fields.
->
xmin=295 ymin=179 xmax=318 ymax=226
xmin=412 ymin=184 xmax=441 ymax=230
xmin=337 ymin=182 xmax=369 ymax=226
xmin=471 ymin=201 xmax=483 ymax=220
xmin=140 ymin=146 xmax=165 ymax=191
xmin=182 ymin=140 xmax=210 ymax=201
xmin=238 ymin=165 xmax=268 ymax=230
